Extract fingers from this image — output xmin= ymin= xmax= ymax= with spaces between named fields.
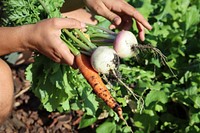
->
xmin=52 ymin=18 xmax=82 ymax=66
xmin=108 ymin=1 xmax=151 ymax=41
xmin=136 ymin=21 xmax=145 ymax=41
xmin=62 ymin=8 xmax=98 ymax=25
xmin=102 ymin=0 xmax=152 ymax=31
xmin=51 ymin=40 xmax=75 ymax=66
xmin=53 ymin=18 xmax=86 ymax=29
xmin=93 ymin=2 xmax=122 ymax=28
xmin=36 ymin=18 xmax=84 ymax=66
xmin=110 ymin=14 xmax=133 ymax=30
xmin=120 ymin=3 xmax=152 ymax=30
xmin=59 ymin=42 xmax=75 ymax=66
xmin=46 ymin=41 xmax=75 ymax=66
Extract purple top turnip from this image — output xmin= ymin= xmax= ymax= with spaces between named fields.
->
xmin=114 ymin=30 xmax=138 ymax=58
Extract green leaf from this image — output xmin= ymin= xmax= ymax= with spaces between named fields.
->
xmin=151 ymin=58 xmax=161 ymax=68
xmin=184 ymin=5 xmax=200 ymax=31
xmin=79 ymin=115 xmax=97 ymax=129
xmin=155 ymin=104 xmax=164 ymax=112
xmin=95 ymin=15 xmax=111 ymax=29
xmin=136 ymin=0 xmax=154 ymax=19
xmin=190 ymin=113 xmax=200 ymax=125
xmin=71 ymin=102 xmax=82 ymax=111
xmin=134 ymin=110 xmax=159 ymax=132
xmin=191 ymin=96 xmax=200 ymax=109
xmin=96 ymin=121 xmax=116 ymax=133
xmin=145 ymin=90 xmax=168 ymax=106
xmin=82 ymin=88 xmax=99 ymax=116
xmin=116 ymin=97 xmax=127 ymax=107
xmin=154 ymin=0 xmax=175 ymax=21
xmin=25 ymin=64 xmax=33 ymax=82
xmin=186 ymin=125 xmax=200 ymax=133
xmin=60 ymin=99 xmax=70 ymax=111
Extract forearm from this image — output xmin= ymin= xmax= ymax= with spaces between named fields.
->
xmin=0 ymin=25 xmax=32 ymax=56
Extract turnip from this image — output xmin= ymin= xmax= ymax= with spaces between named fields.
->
xmin=113 ymin=30 xmax=169 ymax=68
xmin=90 ymin=46 xmax=144 ymax=115
xmin=114 ymin=30 xmax=138 ymax=58
xmin=90 ymin=46 xmax=119 ymax=74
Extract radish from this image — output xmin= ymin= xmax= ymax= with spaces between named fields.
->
xmin=114 ymin=30 xmax=138 ymax=58
xmin=90 ymin=46 xmax=119 ymax=74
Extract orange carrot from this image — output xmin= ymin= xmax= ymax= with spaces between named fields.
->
xmin=75 ymin=54 xmax=123 ymax=119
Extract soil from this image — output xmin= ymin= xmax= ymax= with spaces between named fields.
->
xmin=0 ymin=64 xmax=96 ymax=133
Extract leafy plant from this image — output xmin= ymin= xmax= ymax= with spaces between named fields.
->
xmin=1 ymin=0 xmax=200 ymax=132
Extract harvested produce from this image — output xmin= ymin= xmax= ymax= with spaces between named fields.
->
xmin=90 ymin=46 xmax=119 ymax=74
xmin=114 ymin=30 xmax=138 ymax=58
xmin=76 ymin=54 xmax=123 ymax=119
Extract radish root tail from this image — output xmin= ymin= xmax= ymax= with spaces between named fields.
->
xmin=112 ymin=69 xmax=144 ymax=114
xmin=135 ymin=44 xmax=177 ymax=78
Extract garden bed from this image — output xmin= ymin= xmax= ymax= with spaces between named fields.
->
xmin=0 ymin=64 xmax=95 ymax=133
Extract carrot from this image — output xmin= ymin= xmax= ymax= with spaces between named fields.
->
xmin=75 ymin=54 xmax=123 ymax=119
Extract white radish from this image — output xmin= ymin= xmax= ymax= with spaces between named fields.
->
xmin=91 ymin=46 xmax=144 ymax=114
xmin=91 ymin=46 xmax=119 ymax=74
xmin=114 ymin=30 xmax=138 ymax=58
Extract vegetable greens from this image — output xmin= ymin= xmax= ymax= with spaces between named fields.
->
xmin=1 ymin=0 xmax=200 ymax=132
xmin=1 ymin=0 xmax=100 ymax=116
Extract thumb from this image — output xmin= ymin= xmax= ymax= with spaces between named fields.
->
xmin=95 ymin=4 xmax=121 ymax=28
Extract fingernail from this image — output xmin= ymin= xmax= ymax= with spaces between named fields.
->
xmin=110 ymin=24 xmax=116 ymax=30
xmin=141 ymin=37 xmax=145 ymax=41
xmin=81 ymin=22 xmax=86 ymax=28
xmin=149 ymin=25 xmax=153 ymax=30
xmin=140 ymin=34 xmax=145 ymax=41
xmin=113 ymin=17 xmax=120 ymax=25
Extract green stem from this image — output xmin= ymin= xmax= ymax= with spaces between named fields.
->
xmin=38 ymin=0 xmax=52 ymax=18
xmin=80 ymin=50 xmax=92 ymax=56
xmin=62 ymin=29 xmax=91 ymax=52
xmin=74 ymin=29 xmax=97 ymax=49
xmin=61 ymin=35 xmax=80 ymax=56
xmin=86 ymin=24 xmax=117 ymax=35
xmin=91 ymin=38 xmax=114 ymax=43
xmin=90 ymin=33 xmax=116 ymax=40
xmin=90 ymin=37 xmax=114 ymax=46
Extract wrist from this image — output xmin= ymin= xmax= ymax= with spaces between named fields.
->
xmin=20 ymin=24 xmax=37 ymax=51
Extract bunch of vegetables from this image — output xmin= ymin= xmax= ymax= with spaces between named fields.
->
xmin=3 ymin=0 xmax=199 ymax=132
xmin=2 ymin=0 xmax=155 ymax=126
xmin=2 ymin=0 xmax=154 ymax=125
xmin=2 ymin=0 xmax=149 ymax=125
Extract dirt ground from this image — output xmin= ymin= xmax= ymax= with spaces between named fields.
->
xmin=0 ymin=64 xmax=95 ymax=133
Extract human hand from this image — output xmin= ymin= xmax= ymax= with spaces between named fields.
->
xmin=24 ymin=18 xmax=85 ymax=66
xmin=83 ymin=0 xmax=152 ymax=41
xmin=61 ymin=8 xmax=98 ymax=25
